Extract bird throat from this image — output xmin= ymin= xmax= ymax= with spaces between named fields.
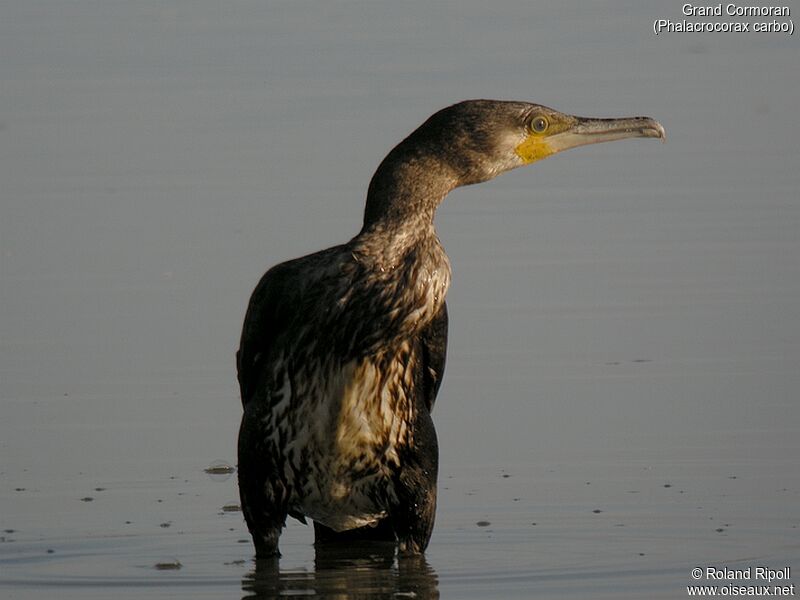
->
xmin=514 ymin=134 xmax=555 ymax=164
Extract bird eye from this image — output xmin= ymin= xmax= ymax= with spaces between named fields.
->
xmin=530 ymin=116 xmax=548 ymax=133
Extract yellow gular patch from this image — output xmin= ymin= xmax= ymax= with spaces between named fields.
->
xmin=514 ymin=134 xmax=555 ymax=164
xmin=514 ymin=112 xmax=579 ymax=164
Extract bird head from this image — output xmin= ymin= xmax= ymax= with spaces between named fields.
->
xmin=413 ymin=99 xmax=665 ymax=185
xmin=363 ymin=99 xmax=665 ymax=229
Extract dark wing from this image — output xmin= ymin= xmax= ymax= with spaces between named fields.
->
xmin=417 ymin=301 xmax=448 ymax=413
xmin=236 ymin=260 xmax=295 ymax=406
xmin=236 ymin=246 xmax=345 ymax=406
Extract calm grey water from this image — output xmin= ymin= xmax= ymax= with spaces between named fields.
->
xmin=1 ymin=1 xmax=798 ymax=598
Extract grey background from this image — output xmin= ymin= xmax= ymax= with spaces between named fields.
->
xmin=1 ymin=2 xmax=798 ymax=598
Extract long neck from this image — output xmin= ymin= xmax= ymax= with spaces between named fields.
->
xmin=361 ymin=140 xmax=459 ymax=237
xmin=339 ymin=142 xmax=454 ymax=353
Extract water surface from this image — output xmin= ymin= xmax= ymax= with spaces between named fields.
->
xmin=1 ymin=1 xmax=798 ymax=598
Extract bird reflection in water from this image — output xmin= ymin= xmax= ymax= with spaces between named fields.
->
xmin=241 ymin=541 xmax=439 ymax=599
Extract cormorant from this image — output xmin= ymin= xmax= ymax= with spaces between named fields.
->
xmin=237 ymin=99 xmax=665 ymax=557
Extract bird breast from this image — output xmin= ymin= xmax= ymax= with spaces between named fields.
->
xmin=346 ymin=231 xmax=451 ymax=346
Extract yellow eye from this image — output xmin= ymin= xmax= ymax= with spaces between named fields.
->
xmin=530 ymin=116 xmax=548 ymax=133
